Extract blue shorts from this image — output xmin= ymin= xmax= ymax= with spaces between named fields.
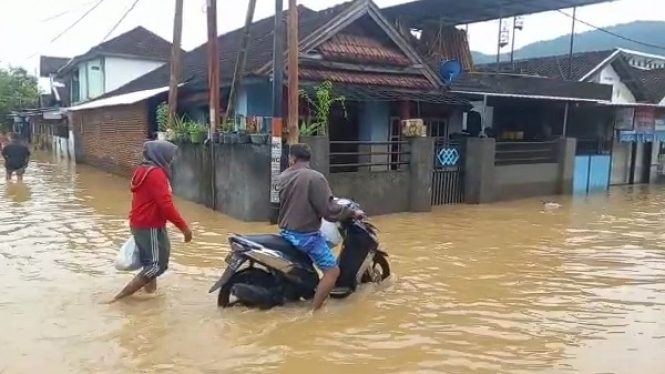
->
xmin=280 ymin=229 xmax=337 ymax=271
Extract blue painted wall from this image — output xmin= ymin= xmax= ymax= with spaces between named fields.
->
xmin=573 ymin=155 xmax=611 ymax=194
xmin=235 ymin=82 xmax=391 ymax=140
xmin=359 ymin=101 xmax=390 ymax=141
xmin=234 ymin=81 xmax=272 ymax=117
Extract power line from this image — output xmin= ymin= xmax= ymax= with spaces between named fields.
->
xmin=556 ymin=9 xmax=665 ymax=53
xmin=25 ymin=0 xmax=106 ymax=60
xmin=39 ymin=0 xmax=98 ymax=22
xmin=99 ymin=0 xmax=142 ymax=43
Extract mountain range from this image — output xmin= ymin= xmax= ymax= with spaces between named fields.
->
xmin=472 ymin=21 xmax=665 ymax=65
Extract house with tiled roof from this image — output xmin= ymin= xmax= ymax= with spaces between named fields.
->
xmin=476 ymin=48 xmax=665 ymax=104
xmin=68 ymin=0 xmax=474 ymax=178
xmin=55 ymin=26 xmax=178 ymax=105
xmin=477 ymin=49 xmax=665 ymax=186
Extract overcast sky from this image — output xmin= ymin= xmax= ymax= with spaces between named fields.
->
xmin=0 ymin=0 xmax=662 ymax=74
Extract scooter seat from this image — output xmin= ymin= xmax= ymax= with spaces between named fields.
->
xmin=240 ymin=234 xmax=312 ymax=264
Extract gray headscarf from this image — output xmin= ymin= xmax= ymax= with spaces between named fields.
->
xmin=142 ymin=140 xmax=178 ymax=179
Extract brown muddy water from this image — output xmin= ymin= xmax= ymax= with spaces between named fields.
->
xmin=1 ymin=154 xmax=664 ymax=374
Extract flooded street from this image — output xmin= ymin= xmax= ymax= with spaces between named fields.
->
xmin=1 ymin=154 xmax=664 ymax=374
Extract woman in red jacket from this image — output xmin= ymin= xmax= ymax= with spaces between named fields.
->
xmin=108 ymin=140 xmax=192 ymax=303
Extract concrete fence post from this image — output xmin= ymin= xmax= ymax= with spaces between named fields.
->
xmin=464 ymin=137 xmax=496 ymax=204
xmin=301 ymin=136 xmax=329 ymax=177
xmin=558 ymin=137 xmax=577 ymax=195
xmin=407 ymin=136 xmax=434 ymax=212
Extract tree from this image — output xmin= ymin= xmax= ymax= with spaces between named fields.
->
xmin=0 ymin=66 xmax=40 ymax=125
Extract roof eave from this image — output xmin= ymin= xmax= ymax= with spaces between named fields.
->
xmin=578 ymin=49 xmax=621 ymax=82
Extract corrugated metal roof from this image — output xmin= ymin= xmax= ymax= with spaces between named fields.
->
xmin=452 ymin=90 xmax=606 ymax=103
xmin=66 ymin=86 xmax=175 ymax=112
xmin=381 ymin=0 xmax=614 ymax=26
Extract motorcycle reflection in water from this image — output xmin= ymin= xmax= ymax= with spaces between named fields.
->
xmin=208 ymin=198 xmax=391 ymax=309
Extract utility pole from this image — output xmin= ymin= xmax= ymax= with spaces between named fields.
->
xmin=207 ymin=0 xmax=220 ymax=209
xmin=567 ymin=7 xmax=577 ymax=80
xmin=269 ymin=0 xmax=285 ymax=224
xmin=167 ymin=0 xmax=184 ymax=129
xmin=287 ymin=0 xmax=299 ymax=144
xmin=207 ymin=0 xmax=221 ymax=137
xmin=495 ymin=18 xmax=502 ymax=72
xmin=225 ymin=0 xmax=258 ymax=121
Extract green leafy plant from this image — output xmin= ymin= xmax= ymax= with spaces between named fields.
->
xmin=187 ymin=121 xmax=207 ymax=135
xmin=173 ymin=116 xmax=189 ymax=139
xmin=222 ymin=115 xmax=236 ymax=133
xmin=299 ymin=81 xmax=346 ymax=136
xmin=0 ymin=67 xmax=39 ymax=125
xmin=156 ymin=102 xmax=169 ymax=131
xmin=187 ymin=121 xmax=208 ymax=143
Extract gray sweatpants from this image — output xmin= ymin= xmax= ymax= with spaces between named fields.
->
xmin=131 ymin=228 xmax=171 ymax=279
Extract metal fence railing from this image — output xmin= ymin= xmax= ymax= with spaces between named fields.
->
xmin=495 ymin=141 xmax=559 ymax=166
xmin=576 ymin=138 xmax=612 ymax=156
xmin=329 ymin=140 xmax=410 ymax=173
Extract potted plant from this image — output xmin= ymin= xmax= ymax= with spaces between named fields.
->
xmin=155 ymin=102 xmax=169 ymax=140
xmin=188 ymin=121 xmax=207 ymax=144
xmin=235 ymin=115 xmax=250 ymax=143
xmin=173 ymin=116 xmax=189 ymax=143
xmin=248 ymin=116 xmax=268 ymax=144
xmin=299 ymin=80 xmax=346 ymax=138
xmin=221 ymin=116 xmax=237 ymax=144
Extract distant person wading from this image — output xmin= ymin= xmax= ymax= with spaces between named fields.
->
xmin=2 ymin=133 xmax=30 ymax=182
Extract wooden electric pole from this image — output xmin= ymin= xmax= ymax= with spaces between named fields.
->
xmin=287 ymin=0 xmax=299 ymax=144
xmin=225 ymin=0 xmax=258 ymax=121
xmin=207 ymin=0 xmax=220 ymax=210
xmin=167 ymin=0 xmax=184 ymax=129
xmin=206 ymin=0 xmax=220 ymax=137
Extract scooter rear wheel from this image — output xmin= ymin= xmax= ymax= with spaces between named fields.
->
xmin=218 ymin=268 xmax=274 ymax=307
xmin=361 ymin=253 xmax=391 ymax=283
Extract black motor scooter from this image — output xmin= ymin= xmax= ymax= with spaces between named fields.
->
xmin=208 ymin=198 xmax=390 ymax=309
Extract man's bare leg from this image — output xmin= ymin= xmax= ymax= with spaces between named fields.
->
xmin=144 ymin=278 xmax=157 ymax=293
xmin=107 ymin=274 xmax=150 ymax=303
xmin=312 ymin=266 xmax=340 ymax=312
xmin=5 ymin=170 xmax=11 ymax=181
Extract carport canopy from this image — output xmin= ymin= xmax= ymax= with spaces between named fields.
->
xmin=381 ymin=0 xmax=615 ymax=26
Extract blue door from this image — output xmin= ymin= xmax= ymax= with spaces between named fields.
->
xmin=573 ymin=155 xmax=611 ymax=194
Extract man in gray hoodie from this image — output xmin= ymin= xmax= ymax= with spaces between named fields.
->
xmin=278 ymin=143 xmax=364 ymax=312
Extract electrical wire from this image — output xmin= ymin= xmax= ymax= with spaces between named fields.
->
xmin=99 ymin=0 xmax=142 ymax=43
xmin=556 ymin=9 xmax=665 ymax=53
xmin=39 ymin=0 xmax=98 ymax=22
xmin=25 ymin=0 xmax=106 ymax=60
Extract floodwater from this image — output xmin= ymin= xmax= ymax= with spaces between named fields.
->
xmin=1 ymin=154 xmax=664 ymax=374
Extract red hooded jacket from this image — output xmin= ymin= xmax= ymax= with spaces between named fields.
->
xmin=129 ymin=165 xmax=188 ymax=232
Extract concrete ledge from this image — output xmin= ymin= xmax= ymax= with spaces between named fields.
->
xmin=172 ymin=143 xmax=272 ymax=222
xmin=494 ymin=182 xmax=560 ymax=201
xmin=329 ymin=170 xmax=409 ymax=215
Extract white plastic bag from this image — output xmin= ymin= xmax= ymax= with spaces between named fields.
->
xmin=320 ymin=219 xmax=343 ymax=247
xmin=114 ymin=237 xmax=142 ymax=271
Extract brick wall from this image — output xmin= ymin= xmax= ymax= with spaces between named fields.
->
xmin=72 ymin=102 xmax=149 ymax=177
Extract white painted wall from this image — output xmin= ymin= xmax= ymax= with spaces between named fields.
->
xmin=104 ymin=57 xmax=165 ymax=93
xmin=595 ymin=65 xmax=636 ymax=104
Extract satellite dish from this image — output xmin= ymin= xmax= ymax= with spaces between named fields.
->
xmin=439 ymin=60 xmax=463 ymax=84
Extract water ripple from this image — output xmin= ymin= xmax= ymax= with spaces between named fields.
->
xmin=1 ymin=155 xmax=664 ymax=374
